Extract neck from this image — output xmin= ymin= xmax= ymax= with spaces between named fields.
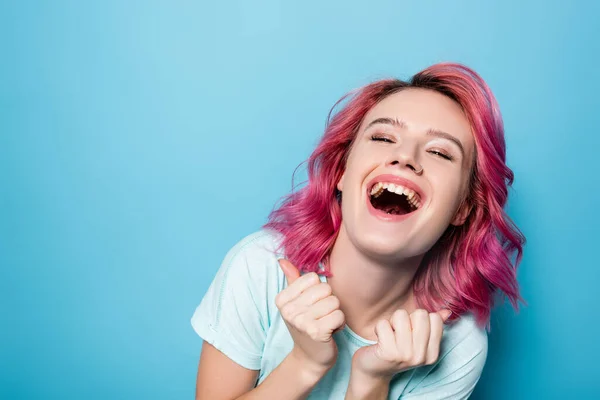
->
xmin=326 ymin=225 xmax=424 ymax=341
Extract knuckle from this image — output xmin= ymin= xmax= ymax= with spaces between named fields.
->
xmin=306 ymin=272 xmax=320 ymax=284
xmin=376 ymin=319 xmax=390 ymax=330
xmin=274 ymin=293 xmax=284 ymax=308
xmin=280 ymin=303 xmax=293 ymax=319
xmin=396 ymin=350 xmax=408 ymax=363
xmin=429 ymin=312 xmax=443 ymax=324
xmin=392 ymin=308 xmax=408 ymax=322
xmin=426 ymin=352 xmax=440 ymax=365
xmin=410 ymin=309 xmax=428 ymax=326
xmin=291 ymin=312 xmax=306 ymax=328
xmin=330 ymin=295 xmax=340 ymax=309
xmin=413 ymin=354 xmax=426 ymax=365
xmin=393 ymin=309 xmax=409 ymax=319
xmin=333 ymin=309 xmax=345 ymax=323
xmin=391 ymin=310 xmax=409 ymax=327
xmin=306 ymin=324 xmax=320 ymax=340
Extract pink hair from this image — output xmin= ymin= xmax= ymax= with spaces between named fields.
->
xmin=263 ymin=63 xmax=525 ymax=328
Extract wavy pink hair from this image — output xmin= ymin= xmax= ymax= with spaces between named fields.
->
xmin=263 ymin=63 xmax=525 ymax=328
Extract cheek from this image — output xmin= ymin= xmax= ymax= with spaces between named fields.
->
xmin=340 ymin=153 xmax=371 ymax=190
xmin=432 ymin=175 xmax=464 ymax=212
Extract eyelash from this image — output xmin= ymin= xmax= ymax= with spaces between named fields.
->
xmin=370 ymin=135 xmax=454 ymax=161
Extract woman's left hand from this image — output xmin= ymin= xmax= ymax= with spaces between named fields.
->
xmin=351 ymin=308 xmax=452 ymax=382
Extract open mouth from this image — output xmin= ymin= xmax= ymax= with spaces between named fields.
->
xmin=369 ymin=182 xmax=422 ymax=216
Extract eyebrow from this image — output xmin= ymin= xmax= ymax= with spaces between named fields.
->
xmin=364 ymin=117 xmax=465 ymax=157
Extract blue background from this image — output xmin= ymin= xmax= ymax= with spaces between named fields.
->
xmin=2 ymin=1 xmax=599 ymax=399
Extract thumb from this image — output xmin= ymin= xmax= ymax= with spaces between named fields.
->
xmin=437 ymin=309 xmax=452 ymax=322
xmin=278 ymin=258 xmax=301 ymax=284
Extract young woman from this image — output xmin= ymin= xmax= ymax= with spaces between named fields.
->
xmin=192 ymin=63 xmax=525 ymax=399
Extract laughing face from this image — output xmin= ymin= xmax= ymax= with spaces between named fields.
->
xmin=336 ymin=88 xmax=476 ymax=262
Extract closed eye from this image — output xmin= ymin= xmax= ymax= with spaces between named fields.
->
xmin=371 ymin=134 xmax=454 ymax=161
xmin=370 ymin=135 xmax=394 ymax=143
xmin=428 ymin=150 xmax=453 ymax=161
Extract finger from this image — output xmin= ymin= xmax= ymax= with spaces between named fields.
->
xmin=425 ymin=312 xmax=444 ymax=364
xmin=410 ymin=309 xmax=430 ymax=365
xmin=374 ymin=319 xmax=397 ymax=357
xmin=390 ymin=309 xmax=412 ymax=359
xmin=275 ymin=271 xmax=320 ymax=307
xmin=315 ymin=309 xmax=345 ymax=338
xmin=437 ymin=309 xmax=452 ymax=323
xmin=278 ymin=259 xmax=301 ymax=284
xmin=332 ymin=325 xmax=345 ymax=335
xmin=294 ymin=283 xmax=332 ymax=308
xmin=305 ymin=295 xmax=340 ymax=320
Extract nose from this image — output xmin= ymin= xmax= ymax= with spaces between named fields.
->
xmin=386 ymin=144 xmax=423 ymax=175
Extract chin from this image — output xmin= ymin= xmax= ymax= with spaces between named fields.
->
xmin=352 ymin=228 xmax=422 ymax=262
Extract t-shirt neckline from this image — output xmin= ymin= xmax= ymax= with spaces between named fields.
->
xmin=317 ymin=268 xmax=377 ymax=346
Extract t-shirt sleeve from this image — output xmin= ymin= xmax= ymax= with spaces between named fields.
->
xmin=399 ymin=324 xmax=488 ymax=400
xmin=191 ymin=234 xmax=275 ymax=370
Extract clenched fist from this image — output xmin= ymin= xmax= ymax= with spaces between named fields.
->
xmin=351 ymin=308 xmax=452 ymax=379
xmin=276 ymin=259 xmax=346 ymax=374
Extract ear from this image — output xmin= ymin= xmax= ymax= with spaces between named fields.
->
xmin=451 ymin=199 xmax=472 ymax=226
xmin=336 ymin=172 xmax=345 ymax=192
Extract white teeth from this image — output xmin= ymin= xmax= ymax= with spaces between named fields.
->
xmin=370 ymin=181 xmax=422 ymax=208
xmin=370 ymin=182 xmax=381 ymax=195
xmin=370 ymin=182 xmax=385 ymax=197
xmin=410 ymin=197 xmax=421 ymax=208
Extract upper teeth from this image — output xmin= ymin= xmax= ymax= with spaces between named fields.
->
xmin=370 ymin=182 xmax=421 ymax=208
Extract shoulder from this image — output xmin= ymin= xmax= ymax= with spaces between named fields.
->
xmin=217 ymin=229 xmax=287 ymax=294
xmin=430 ymin=312 xmax=488 ymax=380
xmin=443 ymin=312 xmax=488 ymax=355
xmin=223 ymin=229 xmax=285 ymax=265
xmin=222 ymin=229 xmax=286 ymax=275
xmin=191 ymin=228 xmax=287 ymax=334
xmin=191 ymin=229 xmax=286 ymax=369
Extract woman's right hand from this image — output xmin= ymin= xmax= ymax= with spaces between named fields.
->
xmin=276 ymin=259 xmax=346 ymax=375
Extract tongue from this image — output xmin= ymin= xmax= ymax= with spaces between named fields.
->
xmin=382 ymin=204 xmax=409 ymax=215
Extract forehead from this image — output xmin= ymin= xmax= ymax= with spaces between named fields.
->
xmin=360 ymin=88 xmax=473 ymax=146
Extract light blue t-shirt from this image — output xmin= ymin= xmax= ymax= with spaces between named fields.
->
xmin=191 ymin=230 xmax=488 ymax=399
